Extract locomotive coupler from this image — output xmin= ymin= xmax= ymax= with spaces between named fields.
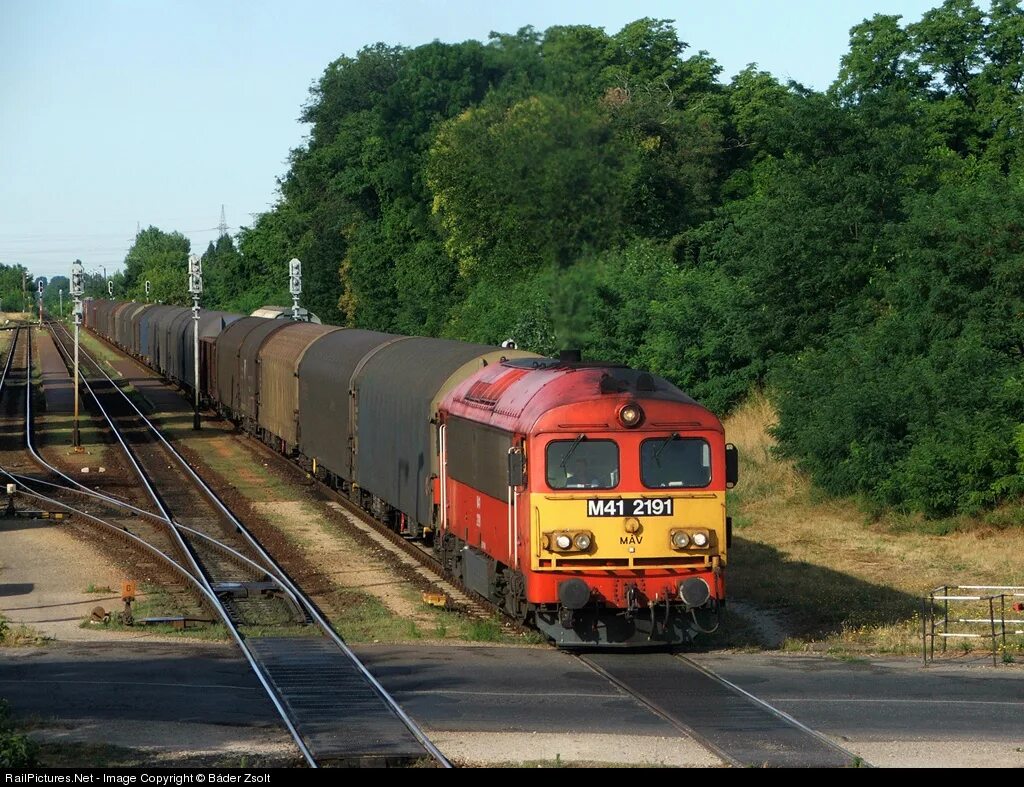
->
xmin=558 ymin=606 xmax=574 ymax=629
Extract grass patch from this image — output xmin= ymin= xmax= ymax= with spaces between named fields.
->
xmin=0 ymin=617 xmax=48 ymax=647
xmin=76 ymin=332 xmax=127 ymax=371
xmin=237 ymin=623 xmax=322 ymax=639
xmin=722 ymin=392 xmax=1024 ymax=655
xmin=332 ymin=591 xmax=424 ymax=643
xmin=84 ymin=584 xmax=113 ymax=594
xmin=77 ymin=584 xmax=227 ymax=641
xmin=0 ymin=700 xmax=38 ymax=768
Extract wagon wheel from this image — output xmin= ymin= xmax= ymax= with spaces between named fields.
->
xmin=504 ymin=570 xmax=530 ymax=624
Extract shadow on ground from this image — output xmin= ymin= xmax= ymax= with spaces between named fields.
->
xmin=722 ymin=536 xmax=922 ymax=645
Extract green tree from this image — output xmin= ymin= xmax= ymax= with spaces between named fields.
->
xmin=122 ymin=227 xmax=191 ymax=304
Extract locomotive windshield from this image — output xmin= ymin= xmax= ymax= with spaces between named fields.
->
xmin=547 ymin=439 xmax=619 ymax=489
xmin=641 ymin=437 xmax=711 ymax=488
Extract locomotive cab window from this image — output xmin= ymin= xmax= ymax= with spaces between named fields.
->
xmin=547 ymin=438 xmax=619 ymax=490
xmin=641 ymin=436 xmax=711 ymax=489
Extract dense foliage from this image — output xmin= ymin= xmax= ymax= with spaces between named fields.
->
xmin=109 ymin=2 xmax=1024 ymax=517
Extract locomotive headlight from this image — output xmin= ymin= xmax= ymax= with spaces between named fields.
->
xmin=670 ymin=530 xmax=690 ymax=549
xmin=690 ymin=531 xmax=709 ymax=548
xmin=617 ymin=402 xmax=644 ymax=428
xmin=555 ymin=534 xmax=573 ymax=550
xmin=573 ymin=532 xmax=592 ymax=551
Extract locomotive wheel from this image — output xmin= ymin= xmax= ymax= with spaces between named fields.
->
xmin=504 ymin=570 xmax=530 ymax=624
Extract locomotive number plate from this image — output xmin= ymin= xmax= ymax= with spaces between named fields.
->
xmin=587 ymin=498 xmax=674 ymax=517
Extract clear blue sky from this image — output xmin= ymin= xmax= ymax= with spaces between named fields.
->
xmin=0 ymin=0 xmax=939 ymax=281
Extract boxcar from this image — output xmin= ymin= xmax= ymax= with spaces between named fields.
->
xmin=297 ymin=329 xmax=398 ymax=485
xmin=352 ymin=339 xmax=534 ymax=531
xmin=139 ymin=305 xmax=176 ymax=364
xmin=180 ymin=311 xmax=242 ymax=392
xmin=215 ymin=317 xmax=286 ymax=423
xmin=257 ymin=322 xmax=340 ymax=451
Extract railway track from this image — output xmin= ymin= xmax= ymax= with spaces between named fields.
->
xmin=77 ymin=322 xmax=868 ymax=768
xmin=15 ymin=322 xmax=450 ymax=768
xmin=577 ymin=652 xmax=864 ymax=767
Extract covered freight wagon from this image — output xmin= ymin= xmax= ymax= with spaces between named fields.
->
xmin=214 ymin=316 xmax=287 ymax=424
xmin=115 ymin=303 xmax=149 ymax=351
xmin=152 ymin=307 xmax=190 ymax=377
xmin=257 ymin=321 xmax=340 ymax=450
xmin=139 ymin=304 xmax=177 ymax=364
xmin=297 ymin=329 xmax=398 ymax=484
xmin=180 ymin=310 xmax=241 ymax=391
xmin=352 ymin=339 xmax=535 ymax=529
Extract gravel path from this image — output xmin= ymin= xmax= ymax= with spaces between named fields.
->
xmin=0 ymin=520 xmax=155 ymax=642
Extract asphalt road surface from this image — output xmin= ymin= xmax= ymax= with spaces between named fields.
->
xmin=2 ymin=641 xmax=1022 ymax=766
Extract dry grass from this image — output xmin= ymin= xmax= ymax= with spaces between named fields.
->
xmin=0 ymin=618 xmax=49 ymax=647
xmin=724 ymin=392 xmax=1024 ymax=655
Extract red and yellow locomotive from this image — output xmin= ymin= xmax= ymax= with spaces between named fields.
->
xmin=438 ymin=352 xmax=737 ymax=646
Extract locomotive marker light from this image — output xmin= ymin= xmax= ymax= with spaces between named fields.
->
xmin=188 ymin=253 xmax=203 ymax=430
xmin=670 ymin=530 xmax=690 ymax=549
xmin=288 ymin=258 xmax=302 ymax=321
xmin=617 ymin=402 xmax=644 ymax=428
xmin=70 ymin=260 xmax=84 ymax=450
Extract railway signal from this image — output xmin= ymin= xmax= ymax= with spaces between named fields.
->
xmin=289 ymin=258 xmax=302 ymax=321
xmin=37 ymin=279 xmax=43 ymax=325
xmin=188 ymin=254 xmax=203 ymax=430
xmin=71 ymin=260 xmax=84 ymax=449
xmin=145 ymin=280 xmax=151 ymax=303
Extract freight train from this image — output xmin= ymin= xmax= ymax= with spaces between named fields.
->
xmin=83 ymin=299 xmax=737 ymax=647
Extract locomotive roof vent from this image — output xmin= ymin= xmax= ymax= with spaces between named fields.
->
xmin=599 ymin=373 xmax=629 ymax=394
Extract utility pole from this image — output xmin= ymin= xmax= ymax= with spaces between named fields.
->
xmin=22 ymin=272 xmax=28 ymax=312
xmin=59 ymin=289 xmax=63 ymax=319
xmin=188 ymin=254 xmax=202 ymax=430
xmin=289 ymin=258 xmax=302 ymax=321
xmin=218 ymin=205 xmax=228 ymax=238
xmin=71 ymin=261 xmax=84 ymax=450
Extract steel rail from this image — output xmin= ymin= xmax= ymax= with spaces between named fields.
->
xmin=60 ymin=320 xmax=451 ymax=768
xmin=39 ymin=322 xmax=318 ymax=767
xmin=39 ymin=331 xmax=299 ymax=599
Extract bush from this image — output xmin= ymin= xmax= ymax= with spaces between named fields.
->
xmin=0 ymin=700 xmax=37 ymax=768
